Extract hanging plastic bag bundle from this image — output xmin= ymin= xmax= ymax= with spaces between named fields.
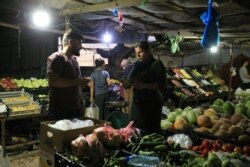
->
xmin=85 ymin=103 xmax=99 ymax=119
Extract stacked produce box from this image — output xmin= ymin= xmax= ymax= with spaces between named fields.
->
xmin=0 ymin=90 xmax=41 ymax=116
xmin=0 ymin=77 xmax=49 ymax=114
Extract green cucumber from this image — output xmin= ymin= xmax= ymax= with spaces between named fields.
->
xmin=138 ymin=150 xmax=156 ymax=156
xmin=154 ymin=144 xmax=168 ymax=151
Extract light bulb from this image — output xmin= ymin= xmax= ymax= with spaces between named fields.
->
xmin=32 ymin=10 xmax=50 ymax=27
xmin=102 ymin=31 xmax=112 ymax=43
xmin=210 ymin=46 xmax=218 ymax=53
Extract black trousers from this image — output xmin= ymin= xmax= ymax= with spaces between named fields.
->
xmin=48 ymin=106 xmax=81 ymax=120
xmin=131 ymin=99 xmax=162 ymax=134
xmin=241 ymin=82 xmax=250 ymax=90
xmin=94 ymin=92 xmax=109 ymax=120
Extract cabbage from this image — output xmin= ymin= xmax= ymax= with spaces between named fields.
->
xmin=167 ymin=112 xmax=177 ymax=122
xmin=161 ymin=120 xmax=173 ymax=130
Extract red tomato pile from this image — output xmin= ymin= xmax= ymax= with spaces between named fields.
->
xmin=190 ymin=139 xmax=250 ymax=157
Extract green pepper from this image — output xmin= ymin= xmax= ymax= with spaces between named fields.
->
xmin=207 ymin=153 xmax=221 ymax=167
xmin=221 ymin=159 xmax=233 ymax=167
xmin=179 ymin=150 xmax=199 ymax=158
xmin=187 ymin=157 xmax=205 ymax=167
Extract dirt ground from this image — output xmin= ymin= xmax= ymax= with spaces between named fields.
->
xmin=8 ymin=150 xmax=39 ymax=167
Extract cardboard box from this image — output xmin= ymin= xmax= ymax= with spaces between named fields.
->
xmin=39 ymin=117 xmax=109 ymax=155
xmin=39 ymin=150 xmax=54 ymax=167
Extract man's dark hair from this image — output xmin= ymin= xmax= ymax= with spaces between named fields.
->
xmin=135 ymin=41 xmax=150 ymax=51
xmin=62 ymin=29 xmax=82 ymax=46
xmin=95 ymin=58 xmax=105 ymax=68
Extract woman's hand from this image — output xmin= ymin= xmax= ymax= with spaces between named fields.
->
xmin=90 ymin=98 xmax=94 ymax=103
xmin=77 ymin=77 xmax=89 ymax=88
xmin=121 ymin=78 xmax=133 ymax=89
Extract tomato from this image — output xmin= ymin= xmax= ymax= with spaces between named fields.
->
xmin=222 ymin=144 xmax=234 ymax=152
xmin=243 ymin=146 xmax=250 ymax=155
xmin=200 ymin=152 xmax=207 ymax=157
xmin=222 ymin=144 xmax=228 ymax=152
xmin=212 ymin=143 xmax=221 ymax=151
xmin=202 ymin=148 xmax=210 ymax=156
xmin=199 ymin=145 xmax=205 ymax=150
xmin=234 ymin=147 xmax=242 ymax=153
xmin=201 ymin=139 xmax=212 ymax=149
xmin=227 ymin=144 xmax=234 ymax=152
xmin=192 ymin=146 xmax=200 ymax=151
xmin=215 ymin=139 xmax=223 ymax=146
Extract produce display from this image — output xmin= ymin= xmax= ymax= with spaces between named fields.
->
xmin=209 ymin=97 xmax=250 ymax=119
xmin=0 ymin=77 xmax=19 ymax=91
xmin=161 ymin=95 xmax=250 ymax=157
xmin=0 ymin=90 xmax=41 ymax=115
xmin=71 ymin=122 xmax=139 ymax=158
xmin=36 ymin=91 xmax=250 ymax=167
xmin=167 ymin=67 xmax=229 ymax=107
xmin=0 ymin=77 xmax=48 ymax=90
xmin=57 ymin=127 xmax=250 ymax=167
xmin=51 ymin=96 xmax=250 ymax=167
xmin=191 ymin=139 xmax=250 ymax=157
xmin=9 ymin=102 xmax=40 ymax=112
xmin=14 ymin=78 xmax=48 ymax=89
xmin=1 ymin=94 xmax=31 ymax=105
xmin=234 ymin=87 xmax=250 ymax=99
xmin=0 ymin=77 xmax=49 ymax=115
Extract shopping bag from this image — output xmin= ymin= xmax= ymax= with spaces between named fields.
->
xmin=85 ymin=103 xmax=99 ymax=119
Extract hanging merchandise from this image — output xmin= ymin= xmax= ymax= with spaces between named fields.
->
xmin=200 ymin=0 xmax=220 ymax=49
xmin=112 ymin=8 xmax=118 ymax=17
xmin=118 ymin=11 xmax=123 ymax=27
xmin=112 ymin=8 xmax=123 ymax=27
xmin=169 ymin=36 xmax=183 ymax=54
xmin=162 ymin=34 xmax=183 ymax=54
xmin=140 ymin=0 xmax=149 ymax=7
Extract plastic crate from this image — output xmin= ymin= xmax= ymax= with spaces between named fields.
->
xmin=54 ymin=152 xmax=104 ymax=167
xmin=54 ymin=152 xmax=86 ymax=167
xmin=40 ymin=117 xmax=110 ymax=155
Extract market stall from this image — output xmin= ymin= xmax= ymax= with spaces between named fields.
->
xmin=1 ymin=0 xmax=250 ymax=167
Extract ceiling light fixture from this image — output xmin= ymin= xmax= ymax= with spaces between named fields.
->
xmin=210 ymin=46 xmax=218 ymax=53
xmin=102 ymin=31 xmax=112 ymax=43
xmin=32 ymin=9 xmax=50 ymax=28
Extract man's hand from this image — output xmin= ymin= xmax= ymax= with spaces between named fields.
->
xmin=77 ymin=77 xmax=89 ymax=88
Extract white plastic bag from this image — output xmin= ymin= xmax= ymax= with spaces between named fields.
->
xmin=167 ymin=134 xmax=193 ymax=149
xmin=85 ymin=103 xmax=99 ymax=119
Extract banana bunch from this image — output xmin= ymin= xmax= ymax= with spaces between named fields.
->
xmin=10 ymin=103 xmax=40 ymax=112
xmin=191 ymin=69 xmax=202 ymax=78
xmin=3 ymin=95 xmax=30 ymax=103
xmin=110 ymin=79 xmax=120 ymax=84
xmin=179 ymin=69 xmax=192 ymax=79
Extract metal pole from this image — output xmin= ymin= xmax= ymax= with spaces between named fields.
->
xmin=228 ymin=41 xmax=234 ymax=100
xmin=65 ymin=15 xmax=70 ymax=31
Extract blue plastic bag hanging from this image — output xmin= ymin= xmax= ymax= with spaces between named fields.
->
xmin=200 ymin=0 xmax=220 ymax=49
xmin=112 ymin=8 xmax=118 ymax=17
